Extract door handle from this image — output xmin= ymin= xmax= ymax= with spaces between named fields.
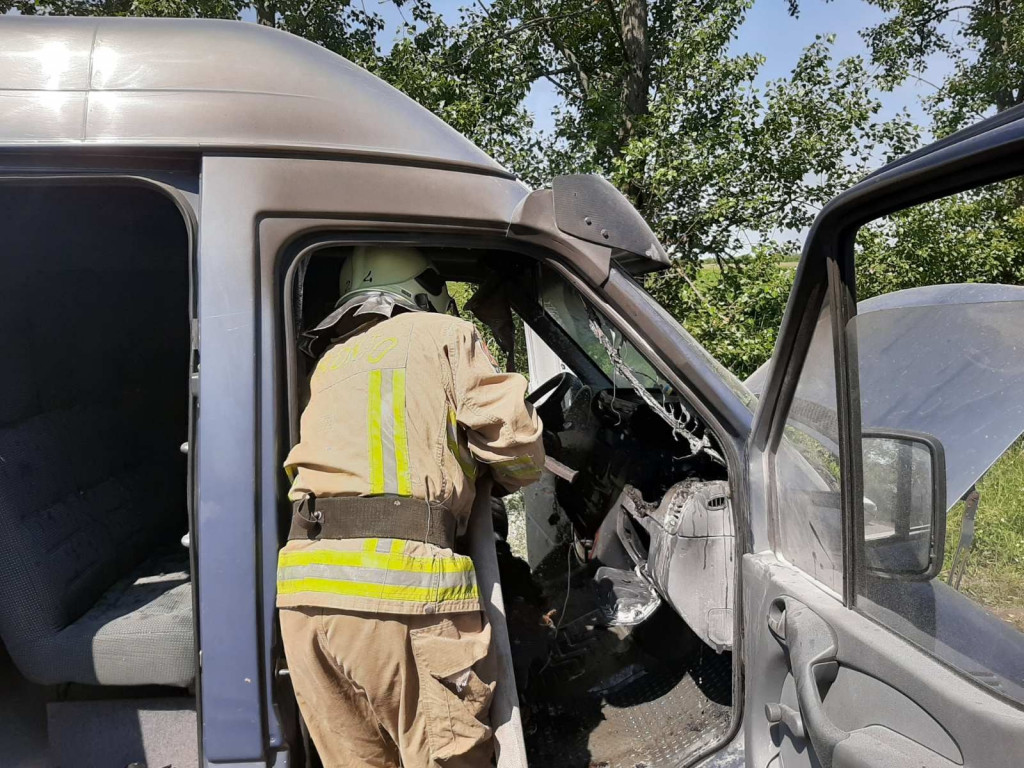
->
xmin=767 ymin=597 xmax=850 ymax=768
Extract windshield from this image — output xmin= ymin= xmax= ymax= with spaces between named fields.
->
xmin=540 ymin=271 xmax=667 ymax=392
xmin=608 ymin=271 xmax=758 ymax=412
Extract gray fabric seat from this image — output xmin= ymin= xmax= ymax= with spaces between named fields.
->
xmin=0 ymin=185 xmax=193 ymax=687
xmin=45 ymin=549 xmax=194 ymax=688
xmin=0 ymin=405 xmax=194 ymax=687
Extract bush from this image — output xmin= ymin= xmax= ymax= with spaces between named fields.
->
xmin=645 ymin=244 xmax=798 ymax=380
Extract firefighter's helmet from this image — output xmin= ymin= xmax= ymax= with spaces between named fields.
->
xmin=337 ymin=245 xmax=453 ymax=315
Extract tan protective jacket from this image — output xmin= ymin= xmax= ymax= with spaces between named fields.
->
xmin=276 ymin=311 xmax=544 ymax=615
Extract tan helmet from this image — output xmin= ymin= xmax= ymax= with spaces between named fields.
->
xmin=337 ymin=245 xmax=453 ymax=315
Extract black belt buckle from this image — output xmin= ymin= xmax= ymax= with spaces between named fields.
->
xmin=295 ymin=496 xmax=323 ymax=539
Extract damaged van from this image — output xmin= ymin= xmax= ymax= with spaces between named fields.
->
xmin=1 ymin=16 xmax=1022 ymax=768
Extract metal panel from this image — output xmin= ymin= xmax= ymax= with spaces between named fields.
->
xmin=742 ymin=553 xmax=1024 ymax=768
xmin=193 ymin=155 xmax=531 ymax=762
xmin=196 ymin=157 xmax=265 ymax=763
xmin=0 ymin=17 xmax=509 ymax=177
xmin=0 ymin=92 xmax=88 ymax=143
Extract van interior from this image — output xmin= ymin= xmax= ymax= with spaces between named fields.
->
xmin=0 ymin=183 xmax=196 ymax=767
xmin=288 ymin=246 xmax=737 ymax=768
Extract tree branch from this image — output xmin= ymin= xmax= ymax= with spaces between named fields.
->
xmin=601 ymin=0 xmax=625 ymax=49
xmin=542 ymin=73 xmax=577 ymax=101
xmin=466 ymin=8 xmax=591 ymax=58
xmin=549 ymin=31 xmax=592 ymax=100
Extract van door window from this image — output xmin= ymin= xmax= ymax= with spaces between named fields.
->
xmin=849 ymin=177 xmax=1024 ymax=706
xmin=749 ymin=294 xmax=844 ymax=595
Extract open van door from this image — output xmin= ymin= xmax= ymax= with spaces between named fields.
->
xmin=741 ymin=111 xmax=1024 ymax=768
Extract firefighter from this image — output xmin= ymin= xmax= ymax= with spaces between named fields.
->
xmin=277 ymin=245 xmax=545 ymax=768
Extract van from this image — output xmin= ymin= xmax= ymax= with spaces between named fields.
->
xmin=1 ymin=15 xmax=1022 ymax=768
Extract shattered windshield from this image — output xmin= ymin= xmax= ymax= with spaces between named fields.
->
xmin=539 ymin=270 xmax=720 ymax=457
xmin=540 ymin=272 xmax=666 ymax=392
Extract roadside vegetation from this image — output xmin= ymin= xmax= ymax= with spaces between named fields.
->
xmin=943 ymin=440 xmax=1024 ymax=632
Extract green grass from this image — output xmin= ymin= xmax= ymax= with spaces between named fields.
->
xmin=941 ymin=439 xmax=1024 ymax=631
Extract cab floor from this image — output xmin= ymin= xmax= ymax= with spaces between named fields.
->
xmin=518 ymin=555 xmax=734 ymax=768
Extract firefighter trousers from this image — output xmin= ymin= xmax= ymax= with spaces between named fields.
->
xmin=280 ymin=607 xmax=495 ymax=768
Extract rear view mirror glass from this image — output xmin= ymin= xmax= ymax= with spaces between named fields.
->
xmin=861 ymin=430 xmax=947 ymax=581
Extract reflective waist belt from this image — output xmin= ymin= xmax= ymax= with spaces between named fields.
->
xmin=288 ymin=495 xmax=457 ymax=550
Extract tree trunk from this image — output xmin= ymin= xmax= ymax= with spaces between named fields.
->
xmin=256 ymin=0 xmax=276 ymax=27
xmin=619 ymin=0 xmax=650 ymax=210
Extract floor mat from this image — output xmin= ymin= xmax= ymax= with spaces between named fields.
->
xmin=525 ymin=643 xmax=732 ymax=767
xmin=521 ymin=548 xmax=734 ymax=768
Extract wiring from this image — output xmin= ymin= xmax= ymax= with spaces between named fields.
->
xmin=587 ymin=311 xmax=711 ymax=457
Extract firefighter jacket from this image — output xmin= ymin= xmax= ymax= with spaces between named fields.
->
xmin=276 ymin=311 xmax=545 ymax=615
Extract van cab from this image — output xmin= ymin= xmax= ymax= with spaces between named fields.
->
xmin=1 ymin=16 xmax=1022 ymax=768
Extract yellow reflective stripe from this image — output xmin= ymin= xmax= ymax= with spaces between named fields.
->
xmin=447 ymin=408 xmax=478 ymax=479
xmin=368 ymin=370 xmax=385 ymax=494
xmin=391 ymin=369 xmax=412 ymax=496
xmin=278 ymin=549 xmax=475 ymax=575
xmin=491 ymin=455 xmax=541 ymax=478
xmin=496 ymin=455 xmax=538 ymax=469
xmin=363 ymin=539 xmax=378 ymax=553
xmin=456 ymin=455 xmax=478 ymax=479
xmin=500 ymin=464 xmax=541 ymax=478
xmin=277 ymin=578 xmax=479 ymax=603
xmin=390 ymin=539 xmax=404 ymax=555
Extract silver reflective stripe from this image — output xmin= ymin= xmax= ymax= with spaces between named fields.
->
xmin=380 ymin=371 xmax=399 ymax=495
xmin=369 ymin=369 xmax=413 ymax=495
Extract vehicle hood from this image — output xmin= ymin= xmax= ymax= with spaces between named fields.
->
xmin=746 ymin=283 xmax=1024 ymax=506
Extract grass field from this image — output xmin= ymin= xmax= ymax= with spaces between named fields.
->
xmin=941 ymin=439 xmax=1024 ymax=631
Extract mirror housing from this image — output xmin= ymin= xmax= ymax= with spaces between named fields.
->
xmin=551 ymin=174 xmax=670 ymax=274
xmin=860 ymin=429 xmax=947 ymax=582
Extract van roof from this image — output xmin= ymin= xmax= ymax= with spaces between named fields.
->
xmin=0 ymin=16 xmax=511 ymax=177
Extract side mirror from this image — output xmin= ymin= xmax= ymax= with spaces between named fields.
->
xmin=551 ymin=175 xmax=670 ymax=273
xmin=860 ymin=429 xmax=947 ymax=581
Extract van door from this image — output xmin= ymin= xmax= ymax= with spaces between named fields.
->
xmin=742 ymin=118 xmax=1024 ymax=767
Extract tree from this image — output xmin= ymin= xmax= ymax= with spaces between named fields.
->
xmin=647 ymin=243 xmax=799 ymax=378
xmin=428 ymin=1 xmax=917 ymax=265
xmin=798 ymin=1 xmax=1024 ymax=138
xmin=856 ymin=178 xmax=1024 ymax=301
xmin=786 ymin=2 xmax=1024 ymax=312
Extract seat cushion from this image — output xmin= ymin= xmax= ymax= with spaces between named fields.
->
xmin=0 ymin=403 xmax=190 ymax=687
xmin=16 ymin=550 xmax=195 ymax=687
